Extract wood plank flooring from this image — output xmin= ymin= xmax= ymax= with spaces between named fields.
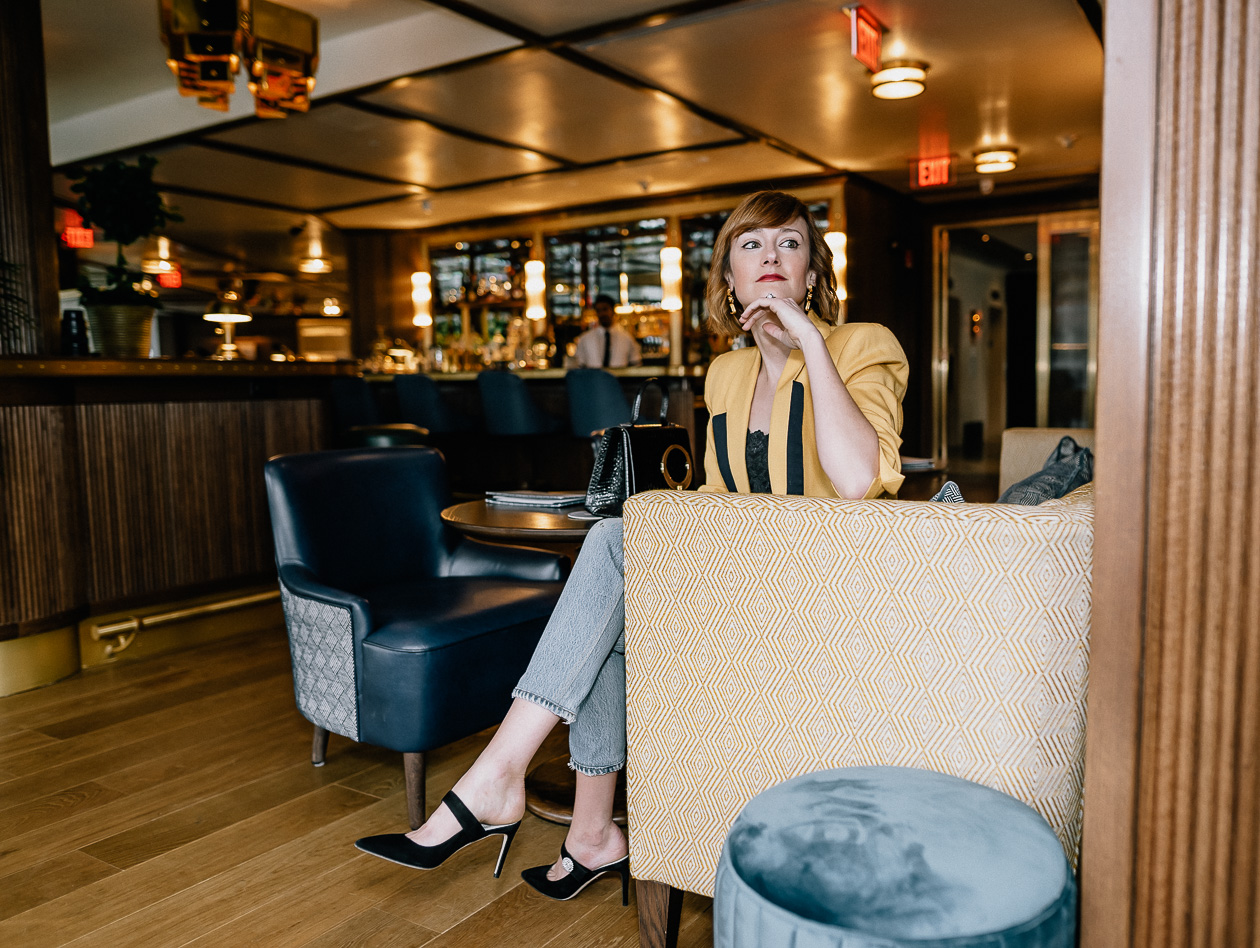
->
xmin=0 ymin=630 xmax=714 ymax=947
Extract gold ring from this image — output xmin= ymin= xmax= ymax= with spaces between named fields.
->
xmin=660 ymin=444 xmax=693 ymax=490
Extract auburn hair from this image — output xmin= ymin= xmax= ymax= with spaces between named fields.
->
xmin=704 ymin=190 xmax=838 ymax=334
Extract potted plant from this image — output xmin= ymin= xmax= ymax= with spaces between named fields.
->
xmin=66 ymin=155 xmax=181 ymax=358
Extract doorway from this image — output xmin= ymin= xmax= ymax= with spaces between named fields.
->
xmin=933 ymin=210 xmax=1100 ymax=469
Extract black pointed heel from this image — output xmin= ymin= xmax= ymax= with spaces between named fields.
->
xmin=355 ymin=790 xmax=522 ymax=878
xmin=521 ymin=843 xmax=631 ymax=905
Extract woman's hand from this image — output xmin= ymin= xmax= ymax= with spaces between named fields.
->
xmin=737 ymin=292 xmax=821 ymax=350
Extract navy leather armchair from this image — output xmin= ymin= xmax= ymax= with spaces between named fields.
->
xmin=265 ymin=447 xmax=568 ymax=828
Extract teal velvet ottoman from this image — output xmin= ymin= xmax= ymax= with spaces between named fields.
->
xmin=714 ymin=766 xmax=1076 ymax=948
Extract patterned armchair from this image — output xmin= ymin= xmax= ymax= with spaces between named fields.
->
xmin=621 ymin=478 xmax=1093 ymax=946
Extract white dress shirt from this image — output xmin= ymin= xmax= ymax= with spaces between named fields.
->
xmin=573 ymin=325 xmax=642 ymax=368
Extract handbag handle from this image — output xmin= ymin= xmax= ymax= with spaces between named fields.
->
xmin=631 ymin=378 xmax=669 ymax=424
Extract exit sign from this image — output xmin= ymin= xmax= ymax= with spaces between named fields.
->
xmin=849 ymin=6 xmax=883 ymax=73
xmin=911 ymin=155 xmax=953 ymax=188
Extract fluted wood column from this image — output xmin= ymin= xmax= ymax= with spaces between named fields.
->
xmin=1084 ymin=0 xmax=1260 ymax=945
xmin=0 ymin=0 xmax=60 ymax=354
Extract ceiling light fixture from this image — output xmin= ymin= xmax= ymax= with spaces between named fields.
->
xmin=158 ymin=0 xmax=318 ymax=118
xmin=205 ymin=279 xmax=252 ymax=360
xmin=974 ymin=148 xmax=1019 ymax=173
xmin=297 ymin=217 xmax=333 ymax=274
xmin=524 ymin=260 xmax=547 ymax=321
xmin=870 ymin=61 xmax=927 ymax=100
xmin=411 ymin=272 xmax=432 ymax=327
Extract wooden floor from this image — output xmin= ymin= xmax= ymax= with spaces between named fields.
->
xmin=0 ymin=629 xmax=714 ymax=947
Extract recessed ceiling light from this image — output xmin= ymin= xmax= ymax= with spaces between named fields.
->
xmin=871 ymin=61 xmax=928 ymax=100
xmin=974 ymin=148 xmax=1018 ymax=173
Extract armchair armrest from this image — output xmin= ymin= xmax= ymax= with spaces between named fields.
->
xmin=276 ymin=564 xmax=370 ymax=741
xmin=445 ymin=536 xmax=570 ymax=582
xmin=622 ymin=488 xmax=1093 ymax=897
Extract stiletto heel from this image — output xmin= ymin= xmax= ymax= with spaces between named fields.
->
xmin=493 ymin=821 xmax=519 ymax=878
xmin=521 ymin=843 xmax=632 ymax=903
xmin=355 ymin=790 xmax=522 ymax=876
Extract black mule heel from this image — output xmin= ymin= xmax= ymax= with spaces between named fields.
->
xmin=521 ymin=843 xmax=631 ymax=905
xmin=355 ymin=789 xmax=522 ymax=877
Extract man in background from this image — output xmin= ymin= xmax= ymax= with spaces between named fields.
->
xmin=572 ymin=295 xmax=642 ymax=368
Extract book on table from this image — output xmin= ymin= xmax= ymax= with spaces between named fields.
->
xmin=486 ymin=490 xmax=587 ymax=508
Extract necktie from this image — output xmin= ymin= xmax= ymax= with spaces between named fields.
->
xmin=603 ymin=328 xmax=611 ymax=367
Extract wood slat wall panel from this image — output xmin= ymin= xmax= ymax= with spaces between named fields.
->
xmin=0 ymin=406 xmax=81 ymax=630
xmin=1132 ymin=1 xmax=1260 ymax=945
xmin=73 ymin=399 xmax=324 ymax=606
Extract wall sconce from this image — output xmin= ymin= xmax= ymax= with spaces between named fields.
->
xmin=824 ymin=231 xmax=848 ymax=302
xmin=974 ymin=148 xmax=1018 ymax=173
xmin=205 ymin=282 xmax=252 ymax=360
xmin=524 ymin=259 xmax=546 ymax=320
xmin=297 ymin=217 xmax=332 ymax=274
xmin=158 ymin=0 xmax=317 ymax=118
xmin=659 ymin=246 xmax=683 ymax=312
xmin=870 ymin=61 xmax=928 ymax=99
xmin=616 ymin=272 xmax=632 ymax=314
xmin=321 ymin=297 xmax=341 ymax=316
xmin=411 ymin=272 xmax=432 ymax=327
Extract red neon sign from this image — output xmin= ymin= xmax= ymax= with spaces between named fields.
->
xmin=61 ymin=209 xmax=94 ymax=249
xmin=912 ymin=156 xmax=953 ymax=189
xmin=850 ymin=6 xmax=883 ymax=73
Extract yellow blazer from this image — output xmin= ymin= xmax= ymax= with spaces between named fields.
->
xmin=699 ymin=321 xmax=908 ymax=498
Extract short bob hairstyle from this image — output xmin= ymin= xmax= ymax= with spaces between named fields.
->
xmin=704 ymin=190 xmax=838 ymax=335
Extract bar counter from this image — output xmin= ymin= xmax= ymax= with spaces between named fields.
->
xmin=0 ymin=357 xmax=349 ymax=692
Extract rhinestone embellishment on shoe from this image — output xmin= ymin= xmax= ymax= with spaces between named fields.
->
xmin=561 ymin=856 xmax=574 ymax=873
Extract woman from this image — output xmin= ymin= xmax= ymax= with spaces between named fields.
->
xmin=355 ymin=190 xmax=908 ymax=901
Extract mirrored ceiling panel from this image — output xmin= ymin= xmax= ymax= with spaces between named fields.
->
xmin=453 ymin=0 xmax=693 ymax=37
xmin=362 ymin=47 xmax=741 ymax=164
xmin=206 ymin=103 xmax=561 ymax=189
xmin=149 ymin=145 xmax=416 ymax=212
xmin=148 ymin=192 xmax=341 ymax=276
xmin=326 ymin=141 xmax=824 ymax=230
xmin=583 ymin=0 xmax=1102 ymax=179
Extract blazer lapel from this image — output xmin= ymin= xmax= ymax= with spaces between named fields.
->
xmin=768 ymin=318 xmax=834 ymax=494
xmin=725 ymin=348 xmax=757 ymax=493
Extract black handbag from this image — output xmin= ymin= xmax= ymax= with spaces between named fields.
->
xmin=585 ymin=378 xmax=694 ymax=517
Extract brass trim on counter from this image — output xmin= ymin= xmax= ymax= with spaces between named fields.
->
xmin=0 ymin=357 xmax=356 ymax=378
xmin=363 ymin=365 xmax=707 ymax=382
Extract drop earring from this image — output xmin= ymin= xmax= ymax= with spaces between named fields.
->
xmin=726 ymin=286 xmax=737 ymax=316
xmin=803 ymin=284 xmax=815 ymax=314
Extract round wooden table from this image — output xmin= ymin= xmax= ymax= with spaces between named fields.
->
xmin=439 ymin=497 xmax=627 ymax=827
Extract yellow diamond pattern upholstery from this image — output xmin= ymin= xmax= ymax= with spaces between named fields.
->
xmin=622 ymin=483 xmax=1093 ymax=898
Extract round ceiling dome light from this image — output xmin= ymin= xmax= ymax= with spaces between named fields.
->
xmin=974 ymin=148 xmax=1019 ymax=173
xmin=870 ymin=61 xmax=928 ymax=100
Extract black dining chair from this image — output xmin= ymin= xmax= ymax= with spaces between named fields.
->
xmin=328 ymin=376 xmax=428 ymax=447
xmin=265 ymin=446 xmax=568 ymax=828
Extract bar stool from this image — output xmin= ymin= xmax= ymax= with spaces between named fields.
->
xmin=564 ymin=368 xmax=630 ymax=438
xmin=396 ymin=373 xmax=477 ymax=433
xmin=477 ymin=371 xmax=564 ymax=436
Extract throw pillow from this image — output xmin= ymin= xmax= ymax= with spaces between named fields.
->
xmin=998 ymin=436 xmax=1094 ymax=505
xmin=929 ymin=480 xmax=966 ymax=503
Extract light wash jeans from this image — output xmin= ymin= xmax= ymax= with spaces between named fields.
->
xmin=512 ymin=517 xmax=626 ymax=776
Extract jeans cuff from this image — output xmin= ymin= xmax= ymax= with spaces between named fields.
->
xmin=568 ymin=759 xmax=623 ymax=777
xmin=511 ymin=688 xmax=577 ymax=724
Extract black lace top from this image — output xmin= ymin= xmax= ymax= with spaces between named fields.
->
xmin=746 ymin=429 xmax=771 ymax=493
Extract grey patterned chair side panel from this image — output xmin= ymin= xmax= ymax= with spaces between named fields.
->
xmin=280 ymin=584 xmax=359 ymax=740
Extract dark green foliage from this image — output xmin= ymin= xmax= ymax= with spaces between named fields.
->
xmin=65 ymin=155 xmax=182 ymax=307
